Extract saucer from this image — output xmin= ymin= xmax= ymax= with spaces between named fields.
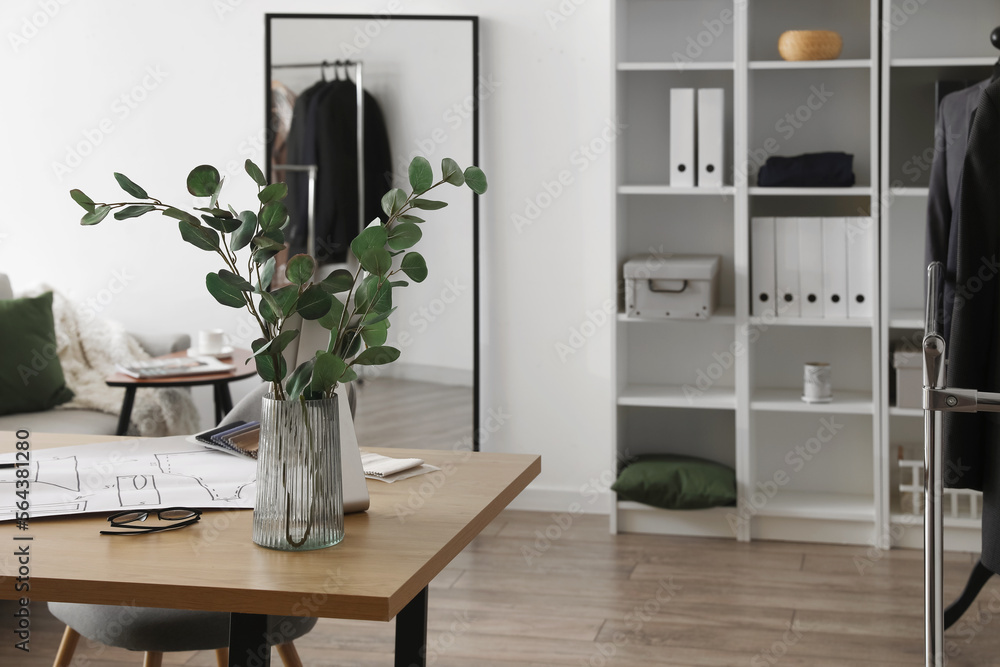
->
xmin=187 ymin=346 xmax=234 ymax=359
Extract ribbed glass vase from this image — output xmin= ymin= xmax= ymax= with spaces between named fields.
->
xmin=253 ymin=393 xmax=344 ymax=551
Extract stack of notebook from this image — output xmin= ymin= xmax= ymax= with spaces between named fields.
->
xmin=194 ymin=421 xmax=260 ymax=459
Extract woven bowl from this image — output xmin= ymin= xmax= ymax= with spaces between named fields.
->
xmin=778 ymin=30 xmax=843 ymax=61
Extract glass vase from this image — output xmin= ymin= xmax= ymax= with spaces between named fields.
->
xmin=253 ymin=393 xmax=344 ymax=551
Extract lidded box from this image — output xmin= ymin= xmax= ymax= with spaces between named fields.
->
xmin=624 ymin=254 xmax=720 ymax=319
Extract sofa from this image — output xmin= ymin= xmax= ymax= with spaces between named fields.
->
xmin=0 ymin=273 xmax=190 ymax=435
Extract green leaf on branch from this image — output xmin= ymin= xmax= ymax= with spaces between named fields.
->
xmin=285 ymin=253 xmax=315 ymax=285
xmin=201 ymin=214 xmax=242 ymax=233
xmin=260 ymin=285 xmax=298 ymax=321
xmin=252 ymin=234 xmax=285 ymax=253
xmin=380 ymin=188 xmax=408 ymax=217
xmin=400 ymin=252 xmax=428 ymax=282
xmin=162 ymin=207 xmax=201 ymax=226
xmin=354 ymin=274 xmax=379 ymax=312
xmin=361 ymin=306 xmax=396 ymax=327
xmin=441 ymin=158 xmax=465 ymax=186
xmin=81 ymin=205 xmax=111 ymax=226
xmin=410 ymin=198 xmax=447 ymax=210
xmin=218 ymin=269 xmax=253 ymax=292
xmin=340 ymin=366 xmax=358 ymax=383
xmin=259 ymin=201 xmax=288 ymax=232
xmin=409 ymin=156 xmax=433 ymax=193
xmin=285 ymin=360 xmax=314 ymax=401
xmin=360 ymin=247 xmax=392 ymax=276
xmin=252 ymin=329 xmax=299 ymax=358
xmin=206 ymin=272 xmax=246 ymax=308
xmin=360 ymin=319 xmax=389 ymax=347
xmin=464 ymin=166 xmax=488 ymax=194
xmin=252 ymin=246 xmax=280 ymax=265
xmin=311 ymin=352 xmax=347 ymax=395
xmin=113 ymin=204 xmax=155 ymax=220
xmin=351 ymin=224 xmax=388 ymax=263
xmin=318 ymin=296 xmax=345 ymax=331
xmin=231 ymin=211 xmax=257 ymax=251
xmin=70 ymin=189 xmax=96 ymax=213
xmin=245 ymin=159 xmax=267 ymax=187
xmin=256 ymin=256 xmax=276 ymax=292
xmin=387 ymin=222 xmax=422 ymax=251
xmin=398 ymin=214 xmax=425 ymax=223
xmin=187 ymin=165 xmax=221 ymax=197
xmin=297 ymin=285 xmax=333 ymax=320
xmin=258 ymin=182 xmax=288 ymax=204
xmin=352 ymin=345 xmax=401 ymax=366
xmin=319 ymin=269 xmax=354 ymax=294
xmin=209 ymin=176 xmax=225 ymax=209
xmin=258 ymin=291 xmax=281 ymax=324
xmin=114 ymin=172 xmax=148 ymax=199
xmin=178 ymin=220 xmax=220 ymax=251
xmin=252 ymin=339 xmax=287 ymax=382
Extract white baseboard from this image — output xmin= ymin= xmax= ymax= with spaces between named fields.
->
xmin=357 ymin=362 xmax=473 ymax=387
xmin=504 ymin=484 xmax=611 ymax=515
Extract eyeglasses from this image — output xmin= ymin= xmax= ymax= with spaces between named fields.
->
xmin=101 ymin=507 xmax=202 ymax=536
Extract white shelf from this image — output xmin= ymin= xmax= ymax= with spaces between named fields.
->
xmin=889 ymin=406 xmax=923 ymax=418
xmin=617 ymin=184 xmax=735 ymax=196
xmin=755 ymin=491 xmax=875 ymax=522
xmin=749 ymin=186 xmax=873 ymax=196
xmin=618 ymin=305 xmax=735 ymax=324
xmin=748 ymin=315 xmax=872 ymax=328
xmin=890 ymin=56 xmax=997 ymax=68
xmin=891 ymin=513 xmax=982 ymax=530
xmin=749 ymin=59 xmax=873 ymax=70
xmin=617 ymin=61 xmax=734 ymax=72
xmin=618 ymin=384 xmax=736 ymax=410
xmin=751 ymin=389 xmax=873 ymax=414
xmin=889 ymin=309 xmax=923 ymax=329
xmin=891 ymin=187 xmax=928 ymax=198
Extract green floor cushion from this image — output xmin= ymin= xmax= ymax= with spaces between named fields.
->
xmin=612 ymin=454 xmax=736 ymax=510
xmin=0 ymin=292 xmax=74 ymax=416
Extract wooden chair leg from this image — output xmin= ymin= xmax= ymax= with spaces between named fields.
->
xmin=52 ymin=626 xmax=81 ymax=667
xmin=275 ymin=641 xmax=303 ymax=667
xmin=143 ymin=651 xmax=164 ymax=667
xmin=215 ymin=647 xmax=229 ymax=667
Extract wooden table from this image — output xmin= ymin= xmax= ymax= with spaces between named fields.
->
xmin=105 ymin=349 xmax=259 ymax=434
xmin=0 ymin=432 xmax=540 ymax=666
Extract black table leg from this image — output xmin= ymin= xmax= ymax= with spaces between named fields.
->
xmin=115 ymin=386 xmax=137 ymax=436
xmin=215 ymin=382 xmax=235 ymax=424
xmin=395 ymin=586 xmax=429 ymax=667
xmin=229 ymin=612 xmax=270 ymax=667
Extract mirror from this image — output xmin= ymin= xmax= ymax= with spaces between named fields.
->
xmin=265 ymin=14 xmax=480 ymax=452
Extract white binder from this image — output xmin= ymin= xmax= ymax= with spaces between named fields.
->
xmin=798 ymin=218 xmax=824 ymax=319
xmin=670 ymin=88 xmax=696 ymax=187
xmin=821 ymin=217 xmax=849 ymax=319
xmin=750 ymin=217 xmax=776 ymax=317
xmin=846 ymin=217 xmax=875 ymax=319
xmin=775 ymin=217 xmax=801 ymax=318
xmin=697 ymin=88 xmax=724 ymax=188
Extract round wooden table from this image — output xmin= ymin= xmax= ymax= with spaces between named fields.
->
xmin=105 ymin=348 xmax=258 ymax=435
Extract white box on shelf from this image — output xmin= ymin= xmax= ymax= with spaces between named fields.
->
xmin=670 ymin=88 xmax=696 ymax=187
xmin=821 ymin=218 xmax=849 ymax=319
xmin=846 ymin=217 xmax=875 ymax=319
xmin=775 ymin=217 xmax=801 ymax=318
xmin=624 ymin=254 xmax=720 ymax=320
xmin=697 ymin=88 xmax=724 ymax=188
xmin=751 ymin=217 xmax=776 ymax=317
xmin=798 ymin=218 xmax=824 ymax=319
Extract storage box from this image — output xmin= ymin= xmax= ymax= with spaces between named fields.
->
xmin=893 ymin=346 xmax=922 ymax=409
xmin=624 ymin=254 xmax=720 ymax=319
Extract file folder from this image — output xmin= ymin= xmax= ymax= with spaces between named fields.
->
xmin=821 ymin=218 xmax=849 ymax=319
xmin=798 ymin=217 xmax=824 ymax=319
xmin=775 ymin=217 xmax=801 ymax=318
xmin=750 ymin=217 xmax=776 ymax=317
xmin=846 ymin=217 xmax=875 ymax=319
xmin=670 ymin=88 xmax=696 ymax=187
xmin=697 ymin=88 xmax=724 ymax=188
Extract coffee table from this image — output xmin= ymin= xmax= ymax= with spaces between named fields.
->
xmin=105 ymin=349 xmax=259 ymax=434
xmin=0 ymin=431 xmax=540 ymax=666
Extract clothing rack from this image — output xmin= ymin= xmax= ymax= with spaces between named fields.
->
xmin=272 ymin=59 xmax=366 ymax=251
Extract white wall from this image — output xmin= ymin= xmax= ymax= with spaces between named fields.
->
xmin=0 ymin=0 xmax=614 ymax=513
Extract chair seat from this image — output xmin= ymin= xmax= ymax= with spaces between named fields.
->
xmin=48 ymin=602 xmax=317 ymax=653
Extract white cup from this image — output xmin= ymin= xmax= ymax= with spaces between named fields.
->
xmin=197 ymin=329 xmax=229 ymax=355
xmin=802 ymin=362 xmax=832 ymax=403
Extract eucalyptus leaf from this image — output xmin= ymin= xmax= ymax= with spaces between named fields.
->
xmin=114 ymin=172 xmax=148 ymax=199
xmin=387 ymin=222 xmax=422 ymax=251
xmin=397 ymin=214 xmax=425 ymax=223
xmin=259 ymin=284 xmax=298 ymax=321
xmin=70 ymin=189 xmax=95 ymax=213
xmin=206 ymin=272 xmax=246 ymax=308
xmin=252 ymin=329 xmax=299 ymax=358
xmin=162 ymin=207 xmax=200 ymax=226
xmin=259 ymin=201 xmax=288 ymax=232
xmin=245 ymin=159 xmax=267 ymax=187
xmin=186 ymin=165 xmax=221 ymax=197
xmin=380 ymin=188 xmax=408 ymax=218
xmin=408 ymin=156 xmax=433 ymax=193
xmin=464 ymin=166 xmax=488 ymax=194
xmin=256 ymin=256 xmax=276 ymax=292
xmin=350 ymin=225 xmax=388 ymax=263
xmin=319 ymin=269 xmax=353 ymax=294
xmin=80 ymin=205 xmax=111 ymax=226
xmin=113 ymin=204 xmax=155 ymax=220
xmin=441 ymin=158 xmax=465 ymax=186
xmin=258 ymin=290 xmax=281 ymax=324
xmin=178 ymin=220 xmax=220 ymax=251
xmin=318 ymin=296 xmax=345 ymax=330
xmin=252 ymin=235 xmax=285 ymax=252
xmin=230 ymin=211 xmax=257 ymax=251
xmin=258 ymin=182 xmax=288 ymax=204
xmin=209 ymin=175 xmax=225 ymax=209
xmin=252 ymin=246 xmax=280 ymax=265
xmin=400 ymin=252 xmax=428 ymax=282
xmin=218 ymin=269 xmax=253 ymax=292
xmin=253 ymin=351 xmax=287 ymax=383
xmin=360 ymin=247 xmax=392 ymax=276
xmin=340 ymin=366 xmax=359 ymax=383
xmin=200 ymin=214 xmax=242 ymax=233
xmin=352 ymin=345 xmax=401 ymax=366
xmin=285 ymin=253 xmax=316 ymax=285
xmin=361 ymin=306 xmax=397 ymax=327
xmin=360 ymin=319 xmax=389 ymax=347
xmin=410 ymin=198 xmax=447 ymax=211
xmin=311 ymin=352 xmax=347 ymax=395
xmin=354 ymin=274 xmax=379 ymax=312
xmin=297 ymin=285 xmax=333 ymax=320
xmin=285 ymin=359 xmax=314 ymax=401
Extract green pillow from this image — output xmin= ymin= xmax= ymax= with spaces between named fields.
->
xmin=612 ymin=454 xmax=736 ymax=510
xmin=0 ymin=292 xmax=74 ymax=416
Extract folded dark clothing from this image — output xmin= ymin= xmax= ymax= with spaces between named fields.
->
xmin=757 ymin=152 xmax=855 ymax=187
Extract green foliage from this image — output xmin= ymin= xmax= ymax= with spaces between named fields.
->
xmin=73 ymin=154 xmax=486 ymax=401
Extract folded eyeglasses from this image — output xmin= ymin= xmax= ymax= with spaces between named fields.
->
xmin=101 ymin=507 xmax=202 ymax=535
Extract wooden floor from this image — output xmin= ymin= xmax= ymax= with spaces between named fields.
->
xmin=5 ymin=511 xmax=1000 ymax=666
